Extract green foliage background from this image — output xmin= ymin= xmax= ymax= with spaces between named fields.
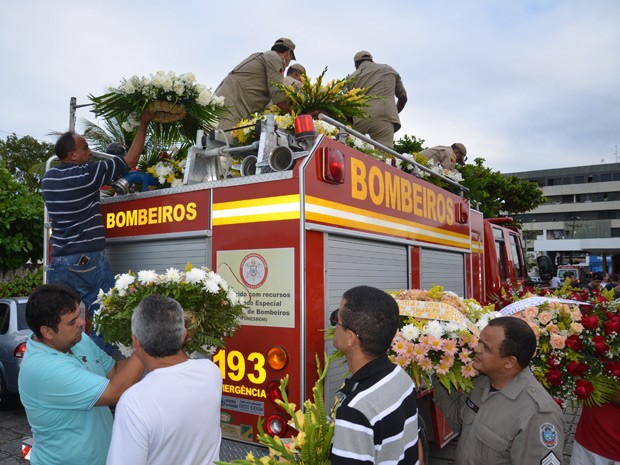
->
xmin=393 ymin=135 xmax=547 ymax=220
xmin=0 ymin=267 xmax=42 ymax=298
xmin=0 ymin=160 xmax=44 ymax=271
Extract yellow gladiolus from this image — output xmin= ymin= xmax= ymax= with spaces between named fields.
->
xmin=293 ymin=431 xmax=306 ymax=448
xmin=294 ymin=409 xmax=305 ymax=429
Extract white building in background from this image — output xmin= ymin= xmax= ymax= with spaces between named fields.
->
xmin=505 ymin=162 xmax=620 ymax=273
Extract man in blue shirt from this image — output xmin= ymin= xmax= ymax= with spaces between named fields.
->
xmin=18 ymin=284 xmax=145 ymax=465
xmin=42 ymin=112 xmax=152 ymax=351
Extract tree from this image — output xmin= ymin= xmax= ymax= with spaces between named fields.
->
xmin=393 ymin=134 xmax=547 ymax=219
xmin=459 ymin=157 xmax=547 ymax=218
xmin=0 ymin=161 xmax=44 ymax=271
xmin=0 ymin=134 xmax=54 ymax=191
xmin=393 ymin=134 xmax=426 ymax=154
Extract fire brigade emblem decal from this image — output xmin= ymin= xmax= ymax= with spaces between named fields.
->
xmin=240 ymin=253 xmax=268 ymax=288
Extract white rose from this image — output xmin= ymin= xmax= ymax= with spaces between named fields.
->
xmin=423 ymin=320 xmax=445 ymax=339
xmin=401 ymin=323 xmax=421 ymax=342
xmin=203 ymin=279 xmax=220 ymax=294
xmin=180 ymin=72 xmax=196 ymax=84
xmin=137 ymin=269 xmax=158 ymax=285
xmin=164 ymin=267 xmax=182 ymax=283
xmin=115 ymin=273 xmax=135 ymax=293
xmin=197 ymin=89 xmax=214 ymax=106
xmin=185 ymin=268 xmax=207 ymax=284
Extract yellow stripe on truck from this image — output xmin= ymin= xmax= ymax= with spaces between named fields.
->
xmin=212 ymin=195 xmax=301 ymax=225
xmin=212 ymin=194 xmax=470 ymax=250
xmin=305 ymin=195 xmax=470 ymax=249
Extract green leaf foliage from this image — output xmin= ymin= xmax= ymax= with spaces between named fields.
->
xmin=0 ymin=134 xmax=54 ymax=191
xmin=393 ymin=134 xmax=426 ymax=154
xmin=459 ymin=157 xmax=547 ymax=218
xmin=0 ymin=267 xmax=43 ymax=298
xmin=0 ymin=161 xmax=44 ymax=271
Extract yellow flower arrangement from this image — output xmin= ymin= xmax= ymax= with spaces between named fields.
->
xmin=274 ymin=67 xmax=371 ymax=122
xmin=217 ymin=355 xmax=336 ymax=465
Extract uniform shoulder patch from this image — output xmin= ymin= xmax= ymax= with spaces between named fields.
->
xmin=540 ymin=451 xmax=560 ymax=465
xmin=539 ymin=423 xmax=558 ymax=449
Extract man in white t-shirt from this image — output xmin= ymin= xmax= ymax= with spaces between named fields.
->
xmin=106 ymin=294 xmax=222 ymax=465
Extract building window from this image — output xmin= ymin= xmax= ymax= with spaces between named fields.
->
xmin=574 ymin=175 xmax=584 ymax=184
xmin=601 ymin=173 xmax=611 ymax=182
xmin=587 ymin=175 xmax=595 ymax=183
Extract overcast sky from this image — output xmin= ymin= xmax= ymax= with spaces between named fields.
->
xmin=1 ymin=0 xmax=618 ymax=173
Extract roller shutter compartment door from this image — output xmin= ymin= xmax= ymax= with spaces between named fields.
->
xmin=420 ymin=249 xmax=465 ymax=296
xmin=324 ymin=235 xmax=408 ymax=407
xmin=106 ymin=236 xmax=211 ymax=275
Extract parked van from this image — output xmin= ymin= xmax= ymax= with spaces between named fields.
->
xmin=557 ymin=264 xmax=591 ymax=285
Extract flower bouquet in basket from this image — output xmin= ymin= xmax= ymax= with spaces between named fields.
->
xmin=389 ymin=286 xmax=500 ymax=393
xmin=501 ymin=291 xmax=620 ymax=407
xmin=89 ymin=71 xmax=225 ymax=140
xmin=217 ymin=355 xmax=336 ymax=465
xmin=93 ymin=263 xmax=245 ymax=356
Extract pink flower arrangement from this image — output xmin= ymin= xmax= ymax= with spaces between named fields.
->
xmin=389 ymin=286 xmax=500 ymax=393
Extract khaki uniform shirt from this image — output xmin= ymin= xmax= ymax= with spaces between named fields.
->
xmin=350 ymin=61 xmax=407 ymax=131
xmin=419 ymin=146 xmax=457 ymax=169
xmin=282 ymin=75 xmax=302 ymax=90
xmin=433 ymin=369 xmax=564 ymax=465
xmin=215 ymin=50 xmax=287 ymax=129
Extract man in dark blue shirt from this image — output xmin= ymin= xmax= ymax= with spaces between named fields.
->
xmin=42 ymin=112 xmax=153 ymax=351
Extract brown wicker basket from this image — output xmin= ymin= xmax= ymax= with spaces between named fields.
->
xmin=148 ymin=100 xmax=187 ymax=123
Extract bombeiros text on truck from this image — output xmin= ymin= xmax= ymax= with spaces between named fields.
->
xmin=42 ymin=104 xmax=529 ymax=460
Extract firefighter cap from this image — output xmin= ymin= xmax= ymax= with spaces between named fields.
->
xmin=354 ymin=50 xmax=373 ymax=65
xmin=288 ymin=63 xmax=306 ymax=74
xmin=274 ymin=38 xmax=296 ymax=60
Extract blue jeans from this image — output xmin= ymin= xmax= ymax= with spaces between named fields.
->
xmin=47 ymin=250 xmax=116 ymax=354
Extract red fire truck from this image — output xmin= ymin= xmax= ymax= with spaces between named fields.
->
xmin=43 ymin=113 xmax=528 ymax=460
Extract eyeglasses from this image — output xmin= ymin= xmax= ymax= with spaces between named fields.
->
xmin=330 ymin=309 xmax=362 ymax=340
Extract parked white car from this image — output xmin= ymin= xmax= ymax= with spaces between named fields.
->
xmin=0 ymin=297 xmax=30 ymax=409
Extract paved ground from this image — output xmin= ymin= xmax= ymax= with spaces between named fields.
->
xmin=0 ymin=402 xmax=30 ymax=465
xmin=0 ymin=400 xmax=578 ymax=464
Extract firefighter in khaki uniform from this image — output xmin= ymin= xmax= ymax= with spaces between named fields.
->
xmin=419 ymin=143 xmax=467 ymax=170
xmin=215 ymin=38 xmax=296 ymax=130
xmin=282 ymin=63 xmax=305 ymax=89
xmin=433 ymin=317 xmax=565 ymax=465
xmin=348 ymin=50 xmax=407 ymax=149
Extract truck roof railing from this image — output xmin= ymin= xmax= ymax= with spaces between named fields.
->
xmin=318 ymin=113 xmax=468 ymax=196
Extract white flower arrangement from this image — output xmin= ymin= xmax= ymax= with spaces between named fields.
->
xmin=90 ymin=71 xmax=226 ymax=140
xmin=93 ymin=264 xmax=246 ymax=356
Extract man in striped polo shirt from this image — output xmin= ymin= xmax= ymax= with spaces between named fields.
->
xmin=42 ymin=111 xmax=153 ymax=351
xmin=331 ymin=286 xmax=419 ymax=464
